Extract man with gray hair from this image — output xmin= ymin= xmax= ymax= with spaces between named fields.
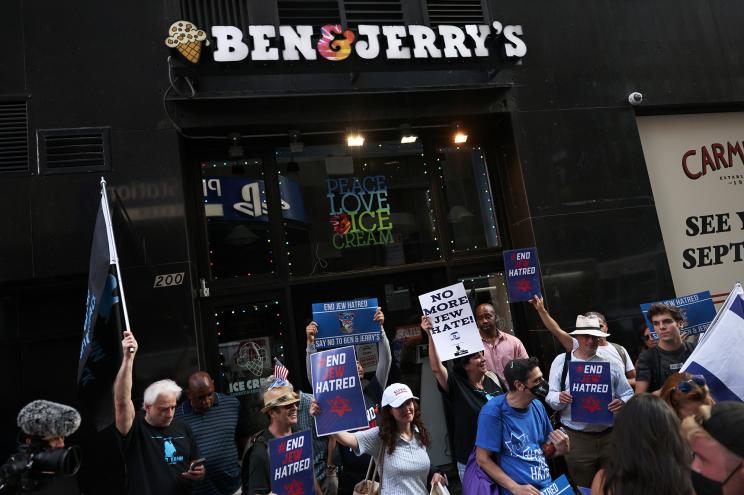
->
xmin=114 ymin=330 xmax=205 ymax=494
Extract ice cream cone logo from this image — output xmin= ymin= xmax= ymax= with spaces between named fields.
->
xmin=165 ymin=20 xmax=209 ymax=64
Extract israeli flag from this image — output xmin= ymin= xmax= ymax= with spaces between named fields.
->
xmin=682 ymin=283 xmax=744 ymax=402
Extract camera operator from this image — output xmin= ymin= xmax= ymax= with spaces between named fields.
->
xmin=0 ymin=400 xmax=82 ymax=494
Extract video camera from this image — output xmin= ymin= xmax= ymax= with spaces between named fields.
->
xmin=0 ymin=440 xmax=81 ymax=493
xmin=0 ymin=400 xmax=83 ymax=493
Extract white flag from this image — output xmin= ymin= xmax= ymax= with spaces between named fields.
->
xmin=682 ymin=283 xmax=744 ymax=402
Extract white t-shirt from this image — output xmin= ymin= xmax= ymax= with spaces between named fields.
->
xmin=571 ymin=338 xmax=634 ymax=373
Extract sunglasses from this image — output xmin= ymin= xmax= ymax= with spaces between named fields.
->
xmin=676 ymin=375 xmax=706 ymax=393
xmin=643 ymin=334 xmax=653 ymax=341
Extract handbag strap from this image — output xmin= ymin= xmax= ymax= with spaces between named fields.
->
xmin=374 ymin=444 xmax=384 ymax=482
xmin=364 ymin=455 xmax=375 ymax=481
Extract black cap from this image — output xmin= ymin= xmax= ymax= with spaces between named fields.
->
xmin=702 ymin=401 xmax=744 ymax=458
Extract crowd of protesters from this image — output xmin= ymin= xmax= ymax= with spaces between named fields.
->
xmin=10 ymin=297 xmax=744 ymax=495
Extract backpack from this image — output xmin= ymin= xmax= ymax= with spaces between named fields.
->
xmin=610 ymin=342 xmax=628 ymax=371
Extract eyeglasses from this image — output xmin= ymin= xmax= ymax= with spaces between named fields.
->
xmin=676 ymin=375 xmax=706 ymax=393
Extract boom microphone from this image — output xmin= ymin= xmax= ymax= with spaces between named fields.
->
xmin=16 ymin=400 xmax=81 ymax=439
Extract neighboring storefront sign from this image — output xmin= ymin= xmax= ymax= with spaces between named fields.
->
xmin=503 ymin=247 xmax=542 ymax=302
xmin=202 ymin=175 xmax=305 ymax=222
xmin=418 ymin=282 xmax=483 ymax=361
xmin=569 ymin=362 xmax=613 ymax=424
xmin=637 ymin=113 xmax=744 ymax=304
xmin=311 ymin=298 xmax=379 ymax=348
xmin=326 ymin=175 xmax=393 ymax=250
xmin=269 ymin=430 xmax=314 ymax=495
xmin=640 ymin=291 xmax=717 ymax=340
xmin=166 ymin=20 xmax=528 ymax=65
xmin=310 ymin=346 xmax=369 ymax=436
xmin=219 ymin=337 xmax=272 ymax=396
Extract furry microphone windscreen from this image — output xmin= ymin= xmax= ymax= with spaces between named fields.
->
xmin=17 ymin=400 xmax=82 ymax=438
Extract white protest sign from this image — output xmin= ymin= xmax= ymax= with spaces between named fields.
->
xmin=418 ymin=282 xmax=484 ymax=361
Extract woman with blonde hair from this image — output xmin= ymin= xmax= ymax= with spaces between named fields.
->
xmin=660 ymin=372 xmax=715 ymax=419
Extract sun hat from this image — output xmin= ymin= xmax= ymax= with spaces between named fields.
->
xmin=569 ymin=315 xmax=610 ymax=338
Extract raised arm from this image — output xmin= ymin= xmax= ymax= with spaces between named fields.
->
xmin=114 ymin=330 xmax=138 ymax=435
xmin=529 ymin=296 xmax=573 ymax=352
xmin=305 ymin=321 xmax=318 ymax=383
xmin=373 ymin=307 xmax=391 ymax=389
xmin=422 ymin=316 xmax=448 ymax=391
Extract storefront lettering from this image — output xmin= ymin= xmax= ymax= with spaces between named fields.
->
xmin=210 ymin=22 xmax=526 ymax=63
xmin=682 ymin=210 xmax=744 ymax=268
xmin=327 ymin=175 xmax=394 ymax=250
xmin=681 ymin=141 xmax=744 ymax=180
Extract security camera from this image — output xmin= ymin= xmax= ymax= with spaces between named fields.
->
xmin=628 ymin=92 xmax=643 ymax=105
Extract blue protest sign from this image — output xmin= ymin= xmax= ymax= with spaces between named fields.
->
xmin=311 ymin=298 xmax=379 ymax=349
xmin=640 ymin=291 xmax=717 ymax=340
xmin=311 ymin=346 xmax=368 ymax=436
xmin=541 ymin=475 xmax=573 ymax=495
xmin=269 ymin=430 xmax=314 ymax=495
xmin=569 ymin=361 xmax=613 ymax=424
xmin=202 ymin=175 xmax=306 ymax=222
xmin=503 ymin=247 xmax=542 ymax=303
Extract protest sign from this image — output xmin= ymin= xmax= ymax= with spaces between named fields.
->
xmin=312 ymin=298 xmax=379 ymax=349
xmin=418 ymin=282 xmax=483 ymax=362
xmin=269 ymin=430 xmax=314 ymax=495
xmin=569 ymin=362 xmax=613 ymax=424
xmin=541 ymin=475 xmax=573 ymax=495
xmin=640 ymin=290 xmax=717 ymax=340
xmin=503 ymin=247 xmax=542 ymax=302
xmin=311 ymin=346 xmax=368 ymax=436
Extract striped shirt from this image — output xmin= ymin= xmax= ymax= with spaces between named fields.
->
xmin=354 ymin=426 xmax=431 ymax=495
xmin=174 ymin=393 xmax=241 ymax=495
xmin=297 ymin=391 xmax=328 ymax=482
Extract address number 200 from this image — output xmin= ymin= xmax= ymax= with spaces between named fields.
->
xmin=154 ymin=272 xmax=185 ymax=288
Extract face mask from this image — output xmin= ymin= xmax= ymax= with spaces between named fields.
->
xmin=529 ymin=380 xmax=549 ymax=399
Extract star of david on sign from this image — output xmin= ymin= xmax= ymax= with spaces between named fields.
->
xmin=582 ymin=396 xmax=602 ymax=414
xmin=284 ymin=479 xmax=305 ymax=495
xmin=516 ymin=279 xmax=532 ymax=293
xmin=327 ymin=395 xmax=352 ymax=417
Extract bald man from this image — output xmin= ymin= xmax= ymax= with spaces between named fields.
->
xmin=476 ymin=303 xmax=528 ymax=382
xmin=174 ymin=371 xmax=247 ymax=495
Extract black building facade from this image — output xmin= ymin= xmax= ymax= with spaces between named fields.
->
xmin=2 ymin=0 xmax=743 ymax=487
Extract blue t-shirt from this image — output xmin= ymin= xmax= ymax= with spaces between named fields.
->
xmin=475 ymin=395 xmax=552 ymax=494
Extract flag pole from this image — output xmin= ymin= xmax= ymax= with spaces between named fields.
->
xmin=100 ymin=177 xmax=132 ymax=338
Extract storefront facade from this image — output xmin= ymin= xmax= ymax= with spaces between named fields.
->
xmin=2 ymin=0 xmax=743 ymax=483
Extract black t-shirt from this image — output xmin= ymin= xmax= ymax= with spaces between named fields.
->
xmin=337 ymin=379 xmax=383 ymax=492
xmin=636 ymin=342 xmax=695 ymax=392
xmin=439 ymin=371 xmax=504 ymax=464
xmin=244 ymin=430 xmax=275 ymax=495
xmin=117 ymin=413 xmax=200 ymax=495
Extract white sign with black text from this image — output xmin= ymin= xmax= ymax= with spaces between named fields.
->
xmin=418 ymin=282 xmax=483 ymax=362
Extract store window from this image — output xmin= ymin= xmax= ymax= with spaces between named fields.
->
xmin=201 ymin=159 xmax=275 ymax=280
xmin=276 ymin=141 xmax=441 ymax=276
xmin=459 ymin=272 xmax=515 ymax=334
xmin=437 ymin=145 xmax=501 ymax=252
xmin=213 ymin=299 xmax=285 ymax=432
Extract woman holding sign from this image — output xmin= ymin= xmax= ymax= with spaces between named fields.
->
xmin=422 ymin=315 xmax=506 ymax=482
xmin=311 ymin=383 xmax=448 ymax=494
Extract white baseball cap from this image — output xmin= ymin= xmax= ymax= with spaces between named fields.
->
xmin=381 ymin=383 xmax=418 ymax=408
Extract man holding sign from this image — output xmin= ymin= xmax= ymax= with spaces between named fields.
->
xmin=546 ymin=316 xmax=633 ymax=488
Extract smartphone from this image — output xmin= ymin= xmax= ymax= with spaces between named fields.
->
xmin=189 ymin=457 xmax=206 ymax=470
